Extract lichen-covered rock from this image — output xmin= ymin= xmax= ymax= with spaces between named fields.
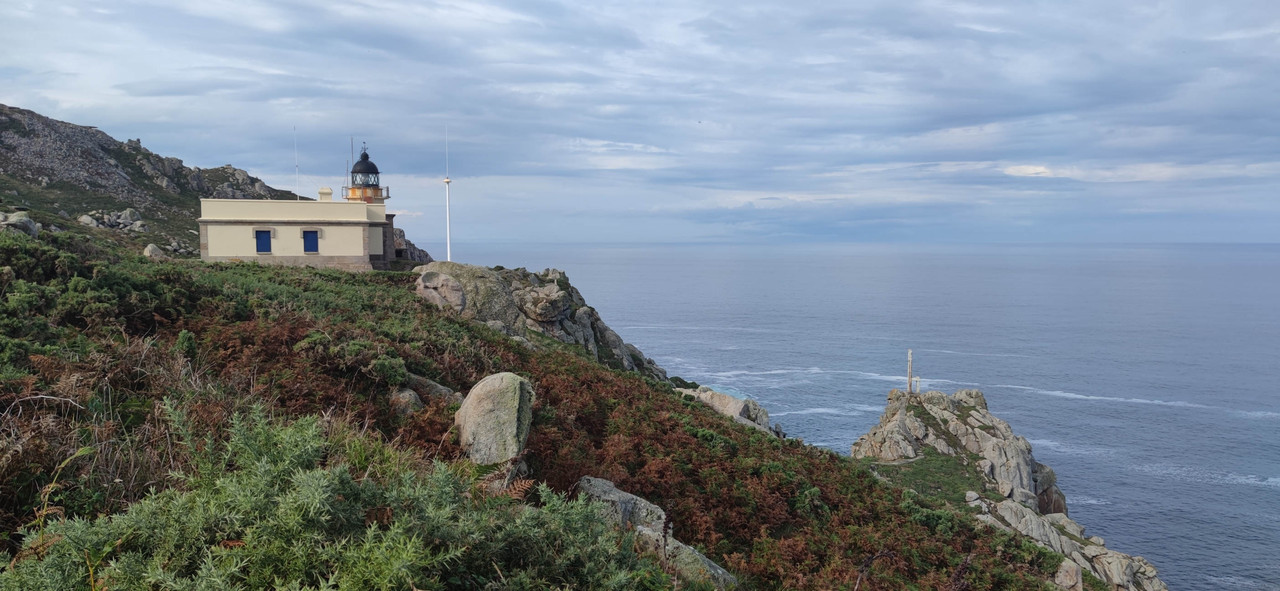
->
xmin=0 ymin=211 xmax=38 ymax=237
xmin=417 ymin=262 xmax=668 ymax=382
xmin=677 ymin=386 xmax=777 ymax=435
xmin=392 ymin=228 xmax=432 ymax=263
xmin=404 ymin=372 xmax=460 ymax=403
xmin=577 ymin=476 xmax=738 ymax=590
xmin=388 ymin=388 xmax=423 ymax=416
xmin=422 ymin=262 xmax=523 ymax=327
xmin=454 ymin=372 xmax=535 ymax=465
xmin=415 ymin=271 xmax=466 ymax=313
xmin=1035 ymin=462 xmax=1069 ymax=515
xmin=1054 ymin=560 xmax=1083 ymax=591
xmin=514 ymin=283 xmax=573 ymax=322
xmin=577 ymin=476 xmax=669 ymax=530
xmin=142 ymin=244 xmax=167 ymax=259
xmin=852 ymin=389 xmax=1047 ymax=511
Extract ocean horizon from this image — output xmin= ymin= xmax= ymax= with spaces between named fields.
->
xmin=459 ymin=241 xmax=1280 ymax=591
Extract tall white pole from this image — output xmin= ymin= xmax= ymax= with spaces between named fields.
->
xmin=293 ymin=126 xmax=299 ymax=200
xmin=444 ymin=125 xmax=451 ymax=262
xmin=444 ymin=180 xmax=452 ymax=262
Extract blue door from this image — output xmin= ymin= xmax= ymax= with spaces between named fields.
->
xmin=303 ymin=230 xmax=319 ymax=253
xmin=255 ymin=230 xmax=271 ymax=253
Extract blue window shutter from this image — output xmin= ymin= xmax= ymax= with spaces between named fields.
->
xmin=255 ymin=230 xmax=271 ymax=253
xmin=303 ymin=230 xmax=319 ymax=253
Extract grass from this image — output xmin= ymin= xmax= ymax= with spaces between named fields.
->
xmin=867 ymin=448 xmax=995 ymax=508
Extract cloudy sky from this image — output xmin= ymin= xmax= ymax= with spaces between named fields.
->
xmin=3 ymin=0 xmax=1279 ymax=245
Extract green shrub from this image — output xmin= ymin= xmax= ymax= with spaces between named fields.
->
xmin=0 ymin=408 xmax=671 ymax=590
xmin=365 ymin=354 xmax=407 ymax=387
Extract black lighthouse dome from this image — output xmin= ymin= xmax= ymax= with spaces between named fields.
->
xmin=351 ymin=150 xmax=380 ymax=186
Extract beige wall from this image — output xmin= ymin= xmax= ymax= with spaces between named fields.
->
xmin=203 ymin=223 xmax=369 ymax=257
xmin=199 ymin=199 xmax=396 ymax=271
xmin=201 ymin=199 xmax=372 ymax=222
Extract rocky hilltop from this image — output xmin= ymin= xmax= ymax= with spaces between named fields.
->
xmin=853 ymin=389 xmax=1168 ymax=591
xmin=0 ymin=104 xmax=294 ymax=213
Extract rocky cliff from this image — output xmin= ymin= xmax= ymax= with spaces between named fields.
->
xmin=413 ymin=262 xmax=669 ymax=383
xmin=0 ymin=104 xmax=294 ymax=213
xmin=852 ymin=389 xmax=1167 ymax=591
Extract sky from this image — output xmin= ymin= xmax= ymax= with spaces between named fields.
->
xmin=3 ymin=0 xmax=1279 ymax=246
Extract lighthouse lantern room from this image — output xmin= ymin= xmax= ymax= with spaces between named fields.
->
xmin=346 ymin=146 xmax=388 ymax=203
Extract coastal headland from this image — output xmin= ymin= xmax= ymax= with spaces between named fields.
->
xmin=0 ymin=105 xmax=1166 ymax=590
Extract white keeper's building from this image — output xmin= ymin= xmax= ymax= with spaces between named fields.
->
xmin=198 ymin=149 xmax=400 ymax=271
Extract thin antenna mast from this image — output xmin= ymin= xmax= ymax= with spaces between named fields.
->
xmin=293 ymin=126 xmax=299 ymax=200
xmin=443 ymin=125 xmax=452 ymax=262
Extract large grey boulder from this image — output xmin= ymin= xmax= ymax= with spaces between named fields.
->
xmin=388 ymin=388 xmax=424 ymax=417
xmin=405 ymin=372 xmax=460 ymax=403
xmin=514 ymin=282 xmax=573 ymax=322
xmin=578 ymin=477 xmax=738 ymax=590
xmin=678 ymin=386 xmax=776 ymax=435
xmin=0 ymin=211 xmax=38 ymax=237
xmin=142 ymin=244 xmax=167 ymax=259
xmin=423 ymin=262 xmax=524 ymax=327
xmin=416 ymin=262 xmax=669 ymax=382
xmin=454 ymin=372 xmax=535 ymax=465
xmin=415 ymin=271 xmax=466 ymax=313
xmin=1054 ymin=560 xmax=1083 ymax=591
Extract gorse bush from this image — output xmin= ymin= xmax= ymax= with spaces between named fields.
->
xmin=0 ymin=406 xmax=671 ymax=590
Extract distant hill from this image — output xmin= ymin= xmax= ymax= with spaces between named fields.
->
xmin=0 ymin=104 xmax=299 ymax=249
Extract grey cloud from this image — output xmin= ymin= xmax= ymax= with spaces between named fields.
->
xmin=2 ymin=0 xmax=1278 ymax=243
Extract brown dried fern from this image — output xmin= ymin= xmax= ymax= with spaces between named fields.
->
xmin=503 ymin=478 xmax=537 ymax=500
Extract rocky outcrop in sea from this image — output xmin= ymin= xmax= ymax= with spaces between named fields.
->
xmin=852 ymin=389 xmax=1168 ymax=591
xmin=413 ymin=262 xmax=669 ymax=382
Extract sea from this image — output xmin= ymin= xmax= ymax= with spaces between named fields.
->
xmin=460 ymin=242 xmax=1280 ymax=591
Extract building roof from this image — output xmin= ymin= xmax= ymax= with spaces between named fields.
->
xmin=351 ymin=150 xmax=379 ymax=174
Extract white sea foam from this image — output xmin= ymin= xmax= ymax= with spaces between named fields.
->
xmin=773 ymin=404 xmax=884 ymax=417
xmin=773 ymin=407 xmax=854 ymax=417
xmin=1068 ymin=495 xmax=1112 ymax=506
xmin=1202 ymin=575 xmax=1273 ymax=589
xmin=1237 ymin=410 xmax=1280 ymax=419
xmin=619 ymin=325 xmax=778 ymax=333
xmin=918 ymin=377 xmax=982 ymax=387
xmin=1027 ymin=439 xmax=1117 ymax=458
xmin=918 ymin=348 xmax=1033 ymax=358
xmin=1134 ymin=464 xmax=1280 ymax=490
xmin=992 ymin=384 xmax=1211 ymax=408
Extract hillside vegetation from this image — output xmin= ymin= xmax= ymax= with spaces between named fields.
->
xmin=0 ymin=221 xmax=1065 ymax=589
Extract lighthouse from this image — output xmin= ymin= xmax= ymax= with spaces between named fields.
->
xmin=197 ymin=143 xmax=408 ymax=271
xmin=346 ymin=147 xmax=388 ymax=203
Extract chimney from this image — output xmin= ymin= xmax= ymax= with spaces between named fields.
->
xmin=318 ymin=187 xmax=333 ymax=202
